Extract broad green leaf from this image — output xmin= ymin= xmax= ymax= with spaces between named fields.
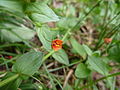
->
xmin=70 ymin=37 xmax=87 ymax=59
xmin=12 ymin=51 xmax=43 ymax=76
xmin=0 ymin=0 xmax=23 ymax=13
xmin=0 ymin=24 xmax=35 ymax=42
xmin=57 ymin=17 xmax=78 ymax=29
xmin=36 ymin=25 xmax=52 ymax=51
xmin=26 ymin=2 xmax=59 ymax=23
xmin=108 ymin=44 xmax=120 ymax=63
xmin=75 ymin=63 xmax=91 ymax=78
xmin=52 ymin=49 xmax=69 ymax=65
xmin=87 ymin=56 xmax=110 ymax=75
xmin=87 ymin=56 xmax=113 ymax=87
xmin=82 ymin=44 xmax=92 ymax=56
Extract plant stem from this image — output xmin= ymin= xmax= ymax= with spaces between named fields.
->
xmin=0 ymin=74 xmax=19 ymax=87
xmin=42 ymin=50 xmax=55 ymax=63
xmin=62 ymin=29 xmax=71 ymax=41
xmin=80 ymin=72 xmax=120 ymax=89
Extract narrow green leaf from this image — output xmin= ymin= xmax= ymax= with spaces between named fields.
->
xmin=0 ymin=78 xmax=22 ymax=90
xmin=70 ymin=37 xmax=87 ymax=59
xmin=75 ymin=63 xmax=91 ymax=78
xmin=0 ymin=74 xmax=19 ymax=88
xmin=12 ymin=51 xmax=43 ymax=76
xmin=52 ymin=49 xmax=69 ymax=65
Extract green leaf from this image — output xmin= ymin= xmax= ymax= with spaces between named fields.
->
xmin=12 ymin=51 xmax=43 ymax=76
xmin=87 ymin=56 xmax=110 ymax=75
xmin=52 ymin=49 xmax=69 ymax=65
xmin=108 ymin=44 xmax=120 ymax=63
xmin=26 ymin=2 xmax=59 ymax=23
xmin=70 ymin=37 xmax=87 ymax=59
xmin=36 ymin=25 xmax=52 ymax=51
xmin=0 ymin=0 xmax=23 ymax=13
xmin=87 ymin=56 xmax=113 ymax=87
xmin=75 ymin=63 xmax=91 ymax=78
xmin=82 ymin=44 xmax=92 ymax=56
xmin=57 ymin=17 xmax=78 ymax=29
xmin=0 ymin=24 xmax=35 ymax=42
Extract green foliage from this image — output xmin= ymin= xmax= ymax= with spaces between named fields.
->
xmin=12 ymin=51 xmax=43 ymax=76
xmin=0 ymin=25 xmax=35 ymax=42
xmin=57 ymin=17 xmax=78 ymax=29
xmin=70 ymin=37 xmax=87 ymax=59
xmin=0 ymin=72 xmax=20 ymax=89
xmin=87 ymin=56 xmax=110 ymax=75
xmin=0 ymin=77 xmax=22 ymax=90
xmin=0 ymin=0 xmax=23 ymax=13
xmin=36 ymin=25 xmax=52 ymax=51
xmin=52 ymin=49 xmax=69 ymax=65
xmin=25 ymin=2 xmax=59 ymax=23
xmin=82 ymin=44 xmax=93 ymax=56
xmin=0 ymin=0 xmax=120 ymax=89
xmin=75 ymin=63 xmax=91 ymax=78
xmin=108 ymin=44 xmax=120 ymax=63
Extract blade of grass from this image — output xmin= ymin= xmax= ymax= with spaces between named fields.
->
xmin=43 ymin=64 xmax=57 ymax=90
xmin=0 ymin=51 xmax=17 ymax=56
xmin=0 ymin=43 xmax=26 ymax=48
xmin=0 ymin=74 xmax=19 ymax=87
xmin=51 ymin=74 xmax=63 ymax=90
xmin=48 ymin=60 xmax=82 ymax=73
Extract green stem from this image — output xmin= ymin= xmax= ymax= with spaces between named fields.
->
xmin=62 ymin=29 xmax=71 ymax=41
xmin=0 ymin=74 xmax=19 ymax=87
xmin=80 ymin=72 xmax=120 ymax=89
xmin=42 ymin=50 xmax=55 ymax=63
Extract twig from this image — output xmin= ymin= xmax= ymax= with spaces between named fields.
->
xmin=63 ymin=69 xmax=74 ymax=88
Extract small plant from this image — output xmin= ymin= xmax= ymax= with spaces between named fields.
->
xmin=0 ymin=0 xmax=120 ymax=90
